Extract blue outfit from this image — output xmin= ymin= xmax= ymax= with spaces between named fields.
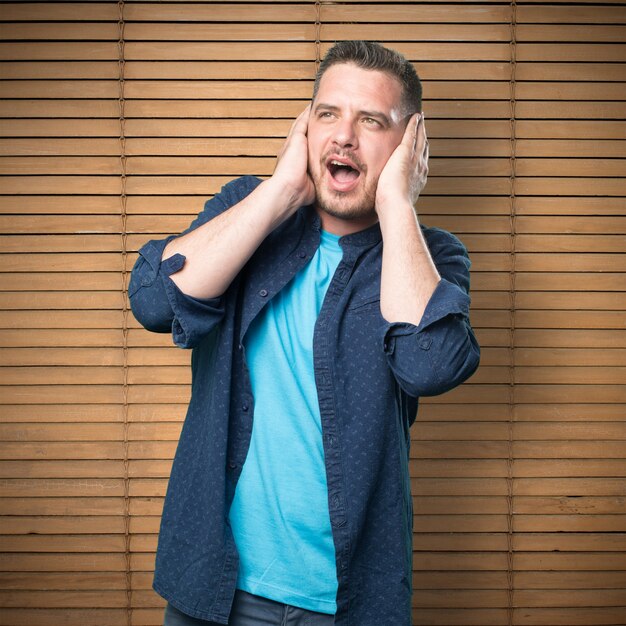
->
xmin=229 ymin=230 xmax=342 ymax=613
xmin=129 ymin=176 xmax=480 ymax=626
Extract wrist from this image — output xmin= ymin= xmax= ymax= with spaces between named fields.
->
xmin=263 ymin=176 xmax=310 ymax=215
xmin=260 ymin=177 xmax=304 ymax=217
xmin=376 ymin=195 xmax=416 ymax=223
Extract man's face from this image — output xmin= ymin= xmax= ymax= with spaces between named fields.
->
xmin=307 ymin=63 xmax=408 ymax=228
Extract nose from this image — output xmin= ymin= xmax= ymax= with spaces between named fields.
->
xmin=332 ymin=117 xmax=358 ymax=150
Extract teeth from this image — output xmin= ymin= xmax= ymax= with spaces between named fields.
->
xmin=330 ymin=160 xmax=350 ymax=167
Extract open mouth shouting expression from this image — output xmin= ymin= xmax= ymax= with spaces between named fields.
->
xmin=307 ymin=63 xmax=408 ymax=233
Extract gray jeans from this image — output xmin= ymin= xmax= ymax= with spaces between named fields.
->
xmin=163 ymin=590 xmax=335 ymax=626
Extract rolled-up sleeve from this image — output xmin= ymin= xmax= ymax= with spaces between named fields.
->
xmin=128 ymin=175 xmax=262 ymax=349
xmin=382 ymin=227 xmax=480 ymax=397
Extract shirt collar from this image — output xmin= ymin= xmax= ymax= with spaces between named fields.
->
xmin=306 ymin=206 xmax=382 ymax=249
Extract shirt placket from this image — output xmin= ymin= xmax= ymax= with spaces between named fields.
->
xmin=313 ymin=253 xmax=358 ymax=623
xmin=229 ymin=223 xmax=322 ymax=480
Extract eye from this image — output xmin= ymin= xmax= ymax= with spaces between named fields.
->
xmin=318 ymin=111 xmax=335 ymax=119
xmin=363 ymin=117 xmax=382 ymax=127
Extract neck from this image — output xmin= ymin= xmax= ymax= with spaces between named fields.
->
xmin=315 ymin=206 xmax=379 ymax=237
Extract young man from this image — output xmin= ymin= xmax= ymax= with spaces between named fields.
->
xmin=130 ymin=41 xmax=480 ymax=626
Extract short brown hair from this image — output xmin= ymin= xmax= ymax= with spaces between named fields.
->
xmin=312 ymin=41 xmax=422 ymax=115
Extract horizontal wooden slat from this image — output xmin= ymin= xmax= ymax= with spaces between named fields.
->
xmin=0 ymin=61 xmax=119 ymax=79
xmin=0 ymin=309 xmax=124 ymax=329
xmin=325 ymin=23 xmax=510 ymax=41
xmin=0 ymin=348 xmax=125 ymax=366
xmin=412 ymin=422 xmax=626 ymax=441
xmin=0 ymin=42 xmax=118 ymax=60
xmin=3 ymin=3 xmax=379 ymax=22
xmin=0 ymin=553 xmax=128 ymax=571
xmin=517 ymin=5 xmax=626 ymax=24
xmin=125 ymin=3 xmax=510 ymax=23
xmin=517 ymin=24 xmax=626 ymax=41
xmin=415 ymin=398 xmax=623 ymax=420
xmin=516 ymin=82 xmax=626 ymax=100
xmin=0 ymin=234 xmax=124 ymax=251
xmin=1 ymin=365 xmax=125 ymax=384
xmin=0 ymin=329 xmax=124 ymax=348
xmin=0 ymin=460 xmax=126 ymax=478
xmin=0 ymin=196 xmax=121 ymax=214
xmin=516 ymin=43 xmax=626 ymax=62
xmin=0 ymin=23 xmax=118 ymax=40
xmin=515 ymin=235 xmax=626 ymax=253
xmin=0 ymin=571 xmax=128 ymax=590
xmin=0 ymin=99 xmax=302 ymax=120
xmin=411 ymin=459 xmax=626 ymax=478
xmin=410 ymin=439 xmax=626 ymax=459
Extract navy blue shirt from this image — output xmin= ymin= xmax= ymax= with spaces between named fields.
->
xmin=129 ymin=176 xmax=480 ymax=625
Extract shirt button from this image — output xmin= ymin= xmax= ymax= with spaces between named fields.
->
xmin=328 ymin=435 xmax=335 ymax=447
xmin=242 ymin=403 xmax=249 ymax=412
xmin=298 ymin=250 xmax=307 ymax=259
xmin=228 ymin=460 xmax=237 ymax=470
xmin=259 ymin=289 xmax=268 ymax=297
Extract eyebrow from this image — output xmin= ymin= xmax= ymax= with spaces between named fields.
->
xmin=314 ymin=103 xmax=392 ymax=127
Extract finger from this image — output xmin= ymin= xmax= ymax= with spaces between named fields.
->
xmin=289 ymin=104 xmax=311 ymax=138
xmin=278 ymin=105 xmax=311 ymax=158
xmin=415 ymin=113 xmax=427 ymax=159
xmin=401 ymin=112 xmax=420 ymax=151
xmin=417 ymin=118 xmax=430 ymax=178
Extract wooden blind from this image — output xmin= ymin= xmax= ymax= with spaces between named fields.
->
xmin=1 ymin=2 xmax=624 ymax=625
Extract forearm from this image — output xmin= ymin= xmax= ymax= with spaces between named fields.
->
xmin=162 ymin=178 xmax=298 ymax=299
xmin=378 ymin=202 xmax=440 ymax=326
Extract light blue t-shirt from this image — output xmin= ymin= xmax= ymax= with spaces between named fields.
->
xmin=228 ymin=230 xmax=343 ymax=614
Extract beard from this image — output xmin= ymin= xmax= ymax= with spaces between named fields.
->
xmin=310 ymin=151 xmax=378 ymax=222
xmin=315 ymin=184 xmax=377 ymax=221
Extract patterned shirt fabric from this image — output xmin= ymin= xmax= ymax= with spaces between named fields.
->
xmin=229 ymin=229 xmax=343 ymax=613
xmin=129 ymin=175 xmax=480 ymax=626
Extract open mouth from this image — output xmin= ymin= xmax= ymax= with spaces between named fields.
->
xmin=328 ymin=159 xmax=360 ymax=184
xmin=325 ymin=156 xmax=363 ymax=192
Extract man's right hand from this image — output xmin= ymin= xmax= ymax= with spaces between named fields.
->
xmin=266 ymin=105 xmax=316 ymax=212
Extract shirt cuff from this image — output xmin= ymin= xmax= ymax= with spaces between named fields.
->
xmin=131 ymin=236 xmax=224 ymax=349
xmin=160 ymin=252 xmax=225 ymax=349
xmin=382 ymin=277 xmax=470 ymax=351
xmin=380 ymin=278 xmax=477 ymax=397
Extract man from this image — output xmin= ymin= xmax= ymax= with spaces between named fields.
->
xmin=130 ymin=41 xmax=480 ymax=626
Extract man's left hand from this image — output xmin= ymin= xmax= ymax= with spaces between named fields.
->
xmin=375 ymin=112 xmax=429 ymax=213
